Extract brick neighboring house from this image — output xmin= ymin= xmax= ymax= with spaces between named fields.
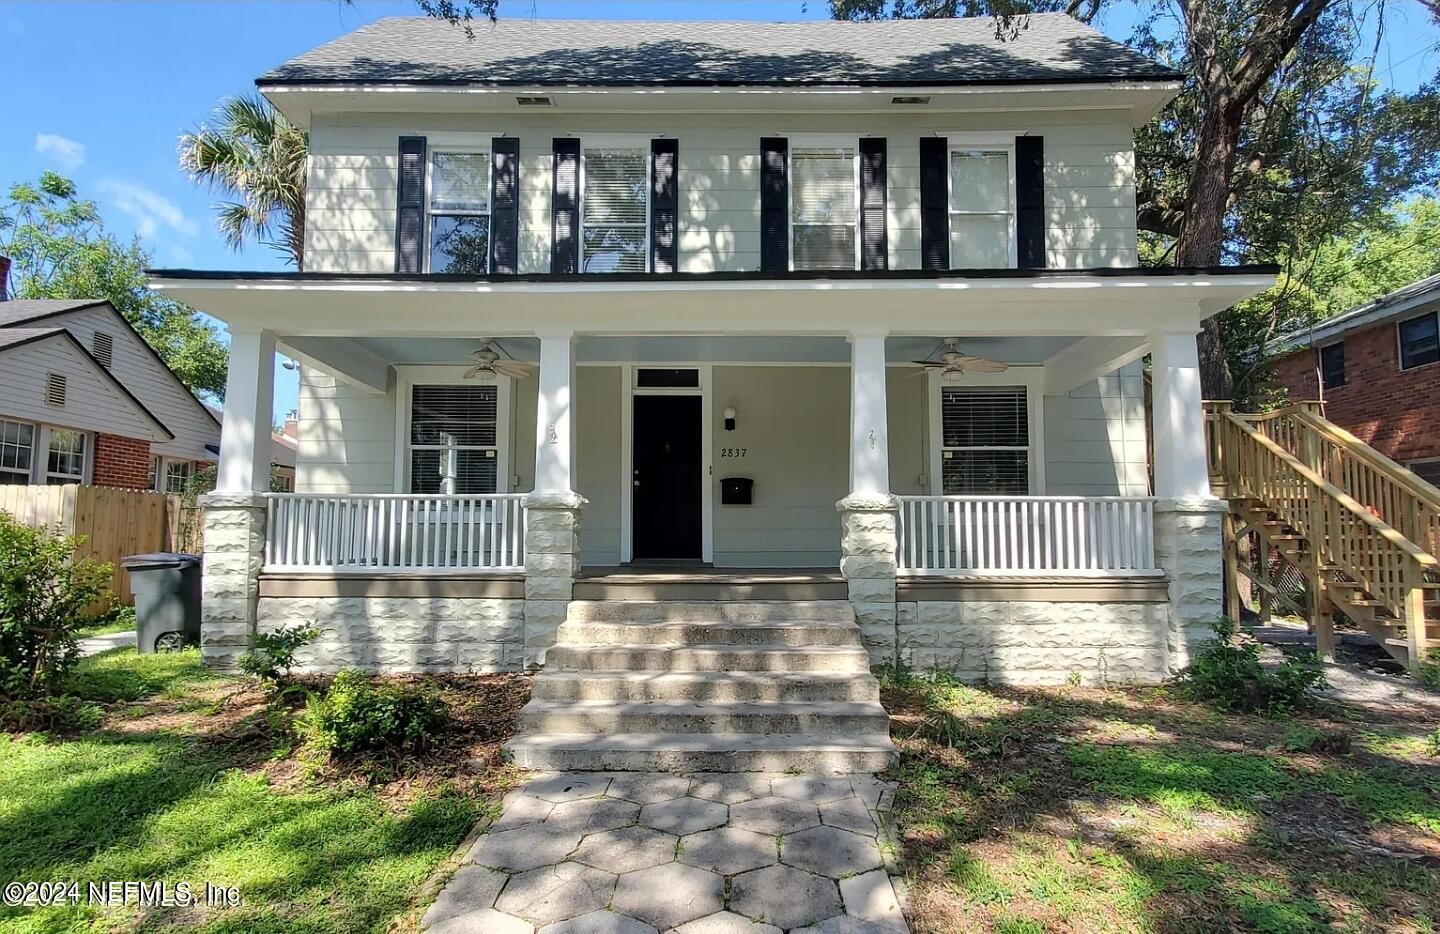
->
xmin=1268 ymin=273 xmax=1440 ymax=485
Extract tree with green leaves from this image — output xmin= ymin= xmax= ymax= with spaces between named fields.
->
xmin=0 ymin=172 xmax=229 ymax=400
xmin=179 ymin=95 xmax=309 ymax=268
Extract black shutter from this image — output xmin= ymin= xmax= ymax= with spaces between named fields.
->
xmin=395 ymin=136 xmax=427 ymax=273
xmin=651 ymin=138 xmax=679 ymax=274
xmin=490 ymin=137 xmax=519 ymax=274
xmin=859 ymin=137 xmax=888 ymax=271
xmin=760 ymin=137 xmax=788 ymax=272
xmin=919 ymin=136 xmax=949 ymax=271
xmin=1015 ymin=135 xmax=1045 ymax=269
xmin=551 ymin=138 xmax=580 ymax=274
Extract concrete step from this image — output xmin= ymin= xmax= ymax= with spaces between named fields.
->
xmin=556 ymin=618 xmax=864 ymax=647
xmin=565 ymin=600 xmax=856 ymax=624
xmin=519 ymin=699 xmax=891 ymax=734
xmin=530 ymin=670 xmax=883 ymax=703
xmin=504 ymin=731 xmax=897 ymax=773
xmin=545 ymin=643 xmax=873 ymax=673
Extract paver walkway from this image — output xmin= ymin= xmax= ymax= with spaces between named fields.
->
xmin=422 ymin=771 xmax=910 ymax=933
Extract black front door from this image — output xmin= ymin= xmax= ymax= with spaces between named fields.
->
xmin=632 ymin=395 xmax=702 ymax=560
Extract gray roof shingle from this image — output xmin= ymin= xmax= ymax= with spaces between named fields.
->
xmin=0 ymin=299 xmax=107 ymax=327
xmin=258 ymin=15 xmax=1178 ymax=87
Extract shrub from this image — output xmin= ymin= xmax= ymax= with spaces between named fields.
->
xmin=1175 ymin=618 xmax=1327 ymax=714
xmin=239 ymin=623 xmax=320 ymax=687
xmin=299 ymin=668 xmax=449 ymax=756
xmin=1 ymin=694 xmax=104 ymax=732
xmin=0 ymin=512 xmax=111 ymax=701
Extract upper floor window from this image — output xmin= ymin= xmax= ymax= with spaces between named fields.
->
xmin=0 ymin=419 xmax=35 ymax=485
xmin=409 ymin=384 xmax=500 ymax=494
xmin=949 ymin=146 xmax=1015 ymax=268
xmin=427 ymin=150 xmax=490 ymax=274
xmin=1319 ymin=342 xmax=1346 ymax=390
xmin=583 ymin=146 xmax=648 ymax=273
xmin=940 ymin=386 xmax=1030 ymax=495
xmin=46 ymin=428 xmax=87 ymax=485
xmin=791 ymin=145 xmax=857 ymax=271
xmin=1399 ymin=312 xmax=1439 ymax=370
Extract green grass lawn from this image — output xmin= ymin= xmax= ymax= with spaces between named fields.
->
xmin=882 ymin=669 xmax=1440 ymax=933
xmin=0 ymin=650 xmax=524 ymax=933
xmin=74 ymin=607 xmax=137 ymax=639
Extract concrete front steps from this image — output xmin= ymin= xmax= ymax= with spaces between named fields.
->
xmin=506 ymin=599 xmax=896 ymax=773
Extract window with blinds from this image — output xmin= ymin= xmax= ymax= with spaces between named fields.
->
xmin=428 ymin=150 xmax=490 ymax=274
xmin=940 ymin=386 xmax=1030 ymax=494
xmin=583 ymin=147 xmax=648 ymax=273
xmin=409 ymin=384 xmax=499 ymax=494
xmin=949 ymin=148 xmax=1013 ymax=268
xmin=791 ymin=146 xmax=857 ymax=270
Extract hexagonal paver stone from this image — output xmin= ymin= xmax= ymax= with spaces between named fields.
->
xmin=672 ymin=910 xmax=783 ymax=933
xmin=525 ymin=773 xmax=611 ymax=803
xmin=421 ymin=865 xmax=508 ymax=929
xmin=612 ymin=862 xmax=724 ymax=929
xmin=730 ymin=865 xmax=842 ymax=931
xmin=427 ymin=908 xmax=535 ymax=934
xmin=819 ymin=796 xmax=878 ymax=836
xmin=495 ymin=863 xmax=618 ymax=926
xmin=771 ymin=775 xmax=856 ymax=805
xmin=781 ymin=826 xmax=882 ymax=878
xmin=687 ymin=774 xmax=773 ymax=804
xmin=466 ymin=824 xmax=583 ymax=872
xmin=639 ymin=796 xmax=728 ymax=835
xmin=678 ymin=827 xmax=777 ymax=875
xmin=492 ymin=793 xmax=556 ymax=832
xmin=838 ymin=870 xmax=907 ymax=932
xmin=538 ymin=910 xmax=659 ymax=934
xmin=730 ymin=795 xmax=821 ymax=836
xmin=791 ymin=917 xmax=904 ymax=934
xmin=847 ymin=776 xmax=893 ymax=812
xmin=546 ymin=796 xmax=640 ymax=835
xmin=605 ymin=772 xmax=692 ymax=804
xmin=572 ymin=825 xmax=678 ymax=873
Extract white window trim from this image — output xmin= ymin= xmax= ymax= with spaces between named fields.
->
xmin=162 ymin=458 xmax=196 ymax=495
xmin=926 ymin=367 xmax=1045 ymax=496
xmin=942 ymin=133 xmax=1019 ymax=271
xmin=1396 ymin=310 xmax=1440 ymax=371
xmin=578 ymin=134 xmax=653 ymax=275
xmin=787 ymin=134 xmax=861 ymax=273
xmin=424 ymin=134 xmax=496 ymax=275
xmin=0 ymin=417 xmax=37 ymax=485
xmin=393 ymin=365 xmax=513 ymax=495
xmin=39 ymin=425 xmax=91 ymax=486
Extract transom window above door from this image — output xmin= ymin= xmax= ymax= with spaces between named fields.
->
xmin=941 ymin=385 xmax=1030 ymax=494
xmin=408 ymin=384 xmax=500 ymax=494
xmin=427 ymin=150 xmax=490 ymax=274
xmin=791 ymin=145 xmax=857 ymax=271
xmin=583 ymin=146 xmax=648 ymax=273
xmin=949 ymin=147 xmax=1015 ymax=269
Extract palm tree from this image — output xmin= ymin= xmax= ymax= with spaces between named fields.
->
xmin=179 ymin=95 xmax=308 ymax=268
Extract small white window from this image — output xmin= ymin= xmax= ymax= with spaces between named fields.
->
xmin=427 ymin=150 xmax=490 ymax=274
xmin=791 ymin=145 xmax=857 ymax=271
xmin=949 ymin=147 xmax=1015 ymax=268
xmin=582 ymin=146 xmax=648 ymax=273
xmin=940 ymin=386 xmax=1030 ymax=494
xmin=45 ymin=428 xmax=87 ymax=485
xmin=149 ymin=455 xmax=161 ymax=491
xmin=44 ymin=373 xmax=67 ymax=407
xmin=408 ymin=384 xmax=500 ymax=494
xmin=0 ymin=419 xmax=35 ymax=485
xmin=164 ymin=459 xmax=194 ymax=495
xmin=92 ymin=332 xmax=115 ymax=368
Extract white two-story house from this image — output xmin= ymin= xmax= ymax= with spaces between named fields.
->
xmin=153 ymin=15 xmax=1274 ymax=771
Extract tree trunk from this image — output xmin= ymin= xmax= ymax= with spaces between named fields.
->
xmin=1177 ymin=99 xmax=1243 ymax=400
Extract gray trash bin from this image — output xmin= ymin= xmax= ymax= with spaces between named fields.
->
xmin=121 ymin=553 xmax=202 ymax=653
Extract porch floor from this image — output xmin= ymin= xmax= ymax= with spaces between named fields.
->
xmin=575 ymin=567 xmax=846 ymax=601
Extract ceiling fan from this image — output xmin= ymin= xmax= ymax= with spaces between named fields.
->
xmin=911 ymin=338 xmax=1009 ymax=380
xmin=463 ymin=341 xmax=532 ymax=381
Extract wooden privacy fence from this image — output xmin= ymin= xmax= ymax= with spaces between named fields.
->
xmin=0 ymin=484 xmax=202 ymax=607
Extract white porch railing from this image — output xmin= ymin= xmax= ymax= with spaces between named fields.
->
xmin=897 ymin=495 xmax=1159 ymax=577
xmin=264 ymin=493 xmax=526 ymax=572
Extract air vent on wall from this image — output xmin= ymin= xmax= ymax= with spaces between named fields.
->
xmin=92 ymin=331 xmax=114 ymax=368
xmin=516 ymin=95 xmax=552 ymax=106
xmin=890 ymin=95 xmax=931 ymax=105
xmin=45 ymin=373 xmax=67 ymax=407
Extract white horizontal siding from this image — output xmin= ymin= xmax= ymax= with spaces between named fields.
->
xmin=0 ymin=337 xmax=165 ymax=441
xmin=1044 ymin=361 xmax=1149 ymax=496
xmin=295 ymin=367 xmax=396 ymax=492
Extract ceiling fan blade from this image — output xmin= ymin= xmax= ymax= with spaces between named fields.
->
xmin=910 ymin=359 xmax=944 ymax=367
xmin=962 ymin=358 xmax=1010 ymax=373
xmin=462 ymin=366 xmax=487 ymax=380
xmin=495 ymin=363 xmax=531 ymax=379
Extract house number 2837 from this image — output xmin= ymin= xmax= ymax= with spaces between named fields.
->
xmin=720 ymin=448 xmax=748 ymax=458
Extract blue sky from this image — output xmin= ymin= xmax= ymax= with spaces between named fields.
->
xmin=3 ymin=0 xmax=1437 ymax=421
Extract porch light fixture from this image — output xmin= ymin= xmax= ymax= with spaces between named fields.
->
xmin=723 ymin=407 xmax=737 ymax=431
xmin=890 ymin=95 xmax=931 ymax=105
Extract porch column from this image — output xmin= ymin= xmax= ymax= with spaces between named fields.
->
xmin=838 ymin=331 xmax=900 ymax=663
xmin=199 ymin=328 xmax=275 ymax=668
xmin=1150 ymin=331 xmax=1227 ymax=672
xmin=523 ymin=330 xmax=586 ymax=668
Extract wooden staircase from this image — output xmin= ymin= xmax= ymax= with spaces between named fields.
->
xmin=1205 ymin=402 xmax=1440 ymax=667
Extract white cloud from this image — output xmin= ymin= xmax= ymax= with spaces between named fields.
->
xmin=166 ymin=244 xmax=195 ymax=265
xmin=97 ymin=179 xmax=199 ymax=239
xmin=34 ymin=133 xmax=85 ymax=171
